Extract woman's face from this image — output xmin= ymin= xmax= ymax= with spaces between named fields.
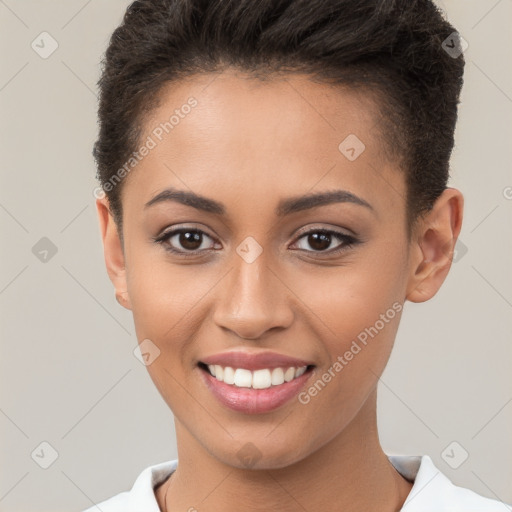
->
xmin=99 ymin=70 xmax=430 ymax=468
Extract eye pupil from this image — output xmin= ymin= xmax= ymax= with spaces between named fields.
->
xmin=309 ymin=232 xmax=331 ymax=251
xmin=180 ymin=231 xmax=202 ymax=250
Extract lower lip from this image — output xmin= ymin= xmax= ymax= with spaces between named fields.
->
xmin=199 ymin=366 xmax=313 ymax=414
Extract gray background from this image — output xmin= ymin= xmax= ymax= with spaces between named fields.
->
xmin=0 ymin=1 xmax=511 ymax=510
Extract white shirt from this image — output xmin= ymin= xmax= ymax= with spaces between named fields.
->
xmin=83 ymin=454 xmax=511 ymax=511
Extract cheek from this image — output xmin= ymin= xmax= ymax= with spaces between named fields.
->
xmin=124 ymin=256 xmax=213 ymax=407
xmin=293 ymin=279 xmax=404 ymax=448
xmin=290 ymin=241 xmax=407 ymax=345
xmin=127 ymin=265 xmax=209 ymax=336
xmin=288 ymin=240 xmax=407 ymax=406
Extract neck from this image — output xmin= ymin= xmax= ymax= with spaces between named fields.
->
xmin=157 ymin=390 xmax=413 ymax=512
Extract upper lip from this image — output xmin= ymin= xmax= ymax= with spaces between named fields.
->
xmin=200 ymin=350 xmax=315 ymax=371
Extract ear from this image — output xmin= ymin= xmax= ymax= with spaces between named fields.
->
xmin=96 ymin=197 xmax=132 ymax=310
xmin=406 ymin=187 xmax=464 ymax=303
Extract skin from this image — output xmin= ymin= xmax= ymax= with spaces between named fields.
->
xmin=96 ymin=70 xmax=463 ymax=512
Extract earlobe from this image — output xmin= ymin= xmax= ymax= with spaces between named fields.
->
xmin=95 ymin=197 xmax=132 ymax=310
xmin=406 ymin=188 xmax=464 ymax=303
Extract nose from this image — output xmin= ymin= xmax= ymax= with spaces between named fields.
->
xmin=212 ymin=253 xmax=294 ymax=340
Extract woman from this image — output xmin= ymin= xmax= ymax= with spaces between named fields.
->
xmin=85 ymin=0 xmax=510 ymax=510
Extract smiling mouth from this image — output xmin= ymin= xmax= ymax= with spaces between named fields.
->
xmin=198 ymin=362 xmax=315 ymax=390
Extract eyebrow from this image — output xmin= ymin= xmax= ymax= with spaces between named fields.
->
xmin=144 ymin=187 xmax=374 ymax=216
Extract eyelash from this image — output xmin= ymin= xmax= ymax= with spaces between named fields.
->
xmin=152 ymin=227 xmax=359 ymax=259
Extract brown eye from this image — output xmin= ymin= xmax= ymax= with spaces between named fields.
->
xmin=293 ymin=229 xmax=357 ymax=254
xmin=178 ymin=231 xmax=203 ymax=250
xmin=155 ymin=228 xmax=217 ymax=255
xmin=306 ymin=232 xmax=332 ymax=251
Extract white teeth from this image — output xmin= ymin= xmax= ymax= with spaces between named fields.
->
xmin=205 ymin=364 xmax=308 ymax=389
xmin=214 ymin=365 xmax=224 ymax=381
xmin=295 ymin=366 xmax=306 ymax=378
xmin=223 ymin=366 xmax=235 ymax=385
xmin=284 ymin=367 xmax=295 ymax=382
xmin=252 ymin=369 xmax=272 ymax=389
xmin=234 ymin=368 xmax=252 ymax=387
xmin=271 ymin=367 xmax=284 ymax=385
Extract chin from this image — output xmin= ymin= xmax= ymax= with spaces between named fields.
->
xmin=207 ymin=434 xmax=312 ymax=471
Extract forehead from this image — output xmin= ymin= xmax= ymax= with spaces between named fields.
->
xmin=145 ymin=70 xmax=384 ymax=159
xmin=122 ymin=70 xmax=405 ymax=222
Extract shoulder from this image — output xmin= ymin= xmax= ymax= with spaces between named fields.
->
xmin=389 ymin=454 xmax=512 ymax=511
xmin=82 ymin=459 xmax=178 ymax=512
